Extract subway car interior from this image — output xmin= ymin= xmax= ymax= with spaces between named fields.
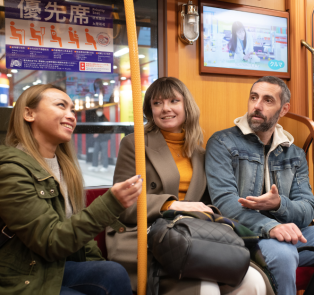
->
xmin=1 ymin=0 xmax=314 ymax=294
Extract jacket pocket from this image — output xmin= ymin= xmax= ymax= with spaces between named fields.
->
xmin=0 ymin=270 xmax=32 ymax=292
xmin=0 ymin=238 xmax=37 ymax=275
xmin=270 ymin=157 xmax=300 ymax=171
xmin=270 ymin=157 xmax=300 ymax=195
xmin=295 ymin=172 xmax=309 ymax=185
xmin=33 ymin=179 xmax=58 ymax=199
xmin=232 ymin=150 xmax=262 ymax=196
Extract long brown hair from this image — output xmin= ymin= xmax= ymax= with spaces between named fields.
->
xmin=6 ymin=84 xmax=85 ymax=213
xmin=143 ymin=77 xmax=203 ymax=158
xmin=228 ymin=21 xmax=247 ymax=53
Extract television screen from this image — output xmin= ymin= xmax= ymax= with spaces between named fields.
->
xmin=200 ymin=2 xmax=289 ymax=78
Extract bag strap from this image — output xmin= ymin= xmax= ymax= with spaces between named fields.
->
xmin=146 ymin=258 xmax=160 ymax=295
xmin=0 ymin=225 xmax=15 ymax=248
xmin=298 ymin=246 xmax=314 ymax=253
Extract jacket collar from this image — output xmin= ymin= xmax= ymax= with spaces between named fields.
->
xmin=234 ymin=113 xmax=294 ymax=149
xmin=145 ymin=130 xmax=206 ymax=201
xmin=0 ymin=145 xmax=52 ymax=181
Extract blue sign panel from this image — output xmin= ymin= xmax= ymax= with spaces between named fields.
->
xmin=5 ymin=0 xmax=113 ymax=73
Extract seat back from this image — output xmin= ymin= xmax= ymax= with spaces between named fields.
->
xmin=86 ymin=187 xmax=109 ymax=259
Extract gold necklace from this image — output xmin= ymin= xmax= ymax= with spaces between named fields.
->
xmin=168 ymin=145 xmax=182 ymax=157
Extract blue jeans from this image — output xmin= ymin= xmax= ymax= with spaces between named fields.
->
xmin=258 ymin=226 xmax=314 ymax=295
xmin=60 ymin=261 xmax=133 ymax=295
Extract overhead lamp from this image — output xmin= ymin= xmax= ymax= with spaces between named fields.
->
xmin=114 ymin=89 xmax=119 ymax=103
xmin=99 ymin=93 xmax=103 ymax=106
xmin=33 ymin=79 xmax=42 ymax=85
xmin=103 ymin=82 xmax=109 ymax=85
xmin=138 ymin=54 xmax=145 ymax=58
xmin=110 ymin=80 xmax=115 ymax=84
xmin=114 ymin=48 xmax=129 ymax=57
xmin=120 ymin=77 xmax=126 ymax=80
xmin=178 ymin=0 xmax=199 ymax=45
xmin=7 ymin=73 xmax=12 ymax=77
xmin=113 ymin=65 xmax=118 ymax=69
xmin=11 ymin=69 xmax=18 ymax=73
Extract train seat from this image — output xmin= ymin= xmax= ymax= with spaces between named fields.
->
xmin=86 ymin=187 xmax=109 ymax=259
xmin=86 ymin=188 xmax=137 ymax=295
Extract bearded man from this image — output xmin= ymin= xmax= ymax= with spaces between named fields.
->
xmin=205 ymin=76 xmax=314 ymax=295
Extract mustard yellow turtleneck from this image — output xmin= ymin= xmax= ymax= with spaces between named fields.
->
xmin=160 ymin=129 xmax=193 ymax=211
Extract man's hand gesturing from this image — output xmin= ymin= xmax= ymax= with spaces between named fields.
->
xmin=238 ymin=184 xmax=281 ymax=211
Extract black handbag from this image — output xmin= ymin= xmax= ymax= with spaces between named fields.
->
xmin=147 ymin=213 xmax=251 ymax=289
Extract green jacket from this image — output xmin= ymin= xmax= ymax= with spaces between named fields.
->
xmin=0 ymin=145 xmax=126 ymax=295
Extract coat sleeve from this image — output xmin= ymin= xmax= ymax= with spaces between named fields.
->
xmin=269 ymin=149 xmax=314 ymax=227
xmin=205 ymin=136 xmax=280 ymax=238
xmin=114 ymin=134 xmax=177 ymax=225
xmin=0 ymin=163 xmax=125 ymax=262
xmin=85 ymin=239 xmax=105 ymax=261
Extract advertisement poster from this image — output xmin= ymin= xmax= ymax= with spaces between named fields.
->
xmin=203 ymin=6 xmax=288 ymax=73
xmin=5 ymin=0 xmax=113 ymax=73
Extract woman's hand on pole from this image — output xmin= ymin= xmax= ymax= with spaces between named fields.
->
xmin=169 ymin=201 xmax=213 ymax=213
xmin=111 ymin=175 xmax=143 ymax=208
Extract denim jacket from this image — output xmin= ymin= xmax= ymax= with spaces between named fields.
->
xmin=205 ymin=114 xmax=314 ymax=238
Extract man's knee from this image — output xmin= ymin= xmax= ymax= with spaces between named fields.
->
xmin=259 ymin=239 xmax=299 ymax=271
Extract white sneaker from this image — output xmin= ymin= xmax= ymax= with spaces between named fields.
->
xmin=99 ymin=167 xmax=108 ymax=172
xmin=88 ymin=166 xmax=98 ymax=172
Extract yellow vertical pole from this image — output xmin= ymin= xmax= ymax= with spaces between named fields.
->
xmin=123 ymin=1 xmax=147 ymax=294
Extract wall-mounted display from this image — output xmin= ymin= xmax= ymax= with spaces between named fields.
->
xmin=200 ymin=0 xmax=290 ymax=78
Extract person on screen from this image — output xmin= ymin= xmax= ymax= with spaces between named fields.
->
xmin=228 ymin=21 xmax=254 ymax=61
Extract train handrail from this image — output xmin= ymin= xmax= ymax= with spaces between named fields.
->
xmin=74 ymin=122 xmax=135 ymax=135
xmin=285 ymin=112 xmax=314 ymax=155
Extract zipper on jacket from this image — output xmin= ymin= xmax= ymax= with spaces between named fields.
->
xmin=28 ymin=260 xmax=36 ymax=276
xmin=158 ymin=215 xmax=194 ymax=243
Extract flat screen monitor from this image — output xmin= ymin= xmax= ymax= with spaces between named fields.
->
xmin=200 ymin=1 xmax=290 ymax=78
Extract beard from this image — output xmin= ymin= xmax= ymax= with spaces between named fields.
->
xmin=247 ymin=108 xmax=281 ymax=133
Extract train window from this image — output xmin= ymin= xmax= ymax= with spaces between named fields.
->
xmin=0 ymin=0 xmax=159 ymax=187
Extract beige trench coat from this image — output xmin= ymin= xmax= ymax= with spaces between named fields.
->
xmin=106 ymin=130 xmax=275 ymax=295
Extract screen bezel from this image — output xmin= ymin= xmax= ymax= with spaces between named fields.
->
xmin=200 ymin=0 xmax=290 ymax=79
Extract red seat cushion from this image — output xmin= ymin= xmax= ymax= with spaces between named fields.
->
xmin=86 ymin=188 xmax=109 ymax=259
xmin=86 ymin=188 xmax=136 ymax=294
xmin=296 ymin=266 xmax=314 ymax=290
